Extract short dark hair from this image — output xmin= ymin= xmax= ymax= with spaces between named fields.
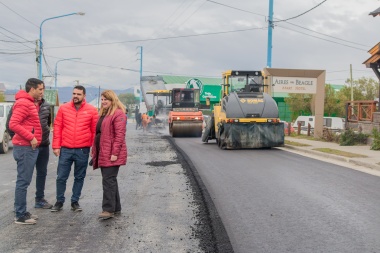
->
xmin=73 ymin=85 xmax=86 ymax=95
xmin=25 ymin=78 xmax=44 ymax=92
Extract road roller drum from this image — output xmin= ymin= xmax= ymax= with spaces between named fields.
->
xmin=170 ymin=121 xmax=203 ymax=137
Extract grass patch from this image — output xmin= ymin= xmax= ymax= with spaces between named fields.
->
xmin=285 ymin=140 xmax=311 ymax=147
xmin=313 ymin=148 xmax=368 ymax=158
xmin=287 ymin=134 xmax=318 ymax=141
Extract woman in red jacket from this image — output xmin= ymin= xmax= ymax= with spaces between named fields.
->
xmin=91 ymin=90 xmax=127 ymax=219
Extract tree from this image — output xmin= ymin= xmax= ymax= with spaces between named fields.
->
xmin=355 ymin=77 xmax=379 ymax=100
xmin=284 ymin=94 xmax=312 ymax=120
xmin=324 ymin=84 xmax=340 ymax=116
xmin=341 ymin=77 xmax=379 ymax=101
xmin=337 ymin=85 xmax=363 ymax=102
xmin=335 ymin=90 xmax=349 ymax=117
xmin=0 ymin=93 xmax=4 ymax=102
xmin=118 ymin=93 xmax=137 ymax=111
xmin=284 ymin=77 xmax=379 ymax=120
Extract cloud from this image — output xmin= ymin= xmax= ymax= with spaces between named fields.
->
xmin=0 ymin=0 xmax=379 ymax=90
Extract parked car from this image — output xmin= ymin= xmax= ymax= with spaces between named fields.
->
xmin=292 ymin=116 xmax=345 ymax=132
xmin=0 ymin=102 xmax=14 ymax=154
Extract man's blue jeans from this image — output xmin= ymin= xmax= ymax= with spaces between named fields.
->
xmin=13 ymin=145 xmax=39 ymax=218
xmin=35 ymin=145 xmax=49 ymax=200
xmin=56 ymin=147 xmax=89 ymax=203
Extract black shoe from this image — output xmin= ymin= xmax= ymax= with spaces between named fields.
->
xmin=71 ymin=202 xmax=82 ymax=212
xmin=35 ymin=198 xmax=53 ymax=209
xmin=51 ymin=201 xmax=63 ymax=212
xmin=14 ymin=215 xmax=37 ymax=225
xmin=14 ymin=212 xmax=38 ymax=221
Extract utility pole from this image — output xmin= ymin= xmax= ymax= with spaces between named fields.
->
xmin=137 ymin=46 xmax=143 ymax=104
xmin=350 ymin=64 xmax=353 ymax=101
xmin=266 ymin=0 xmax=274 ymax=67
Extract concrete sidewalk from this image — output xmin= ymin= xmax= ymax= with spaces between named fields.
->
xmin=283 ymin=136 xmax=380 ymax=172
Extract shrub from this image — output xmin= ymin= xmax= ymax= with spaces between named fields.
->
xmin=322 ymin=129 xmax=340 ymax=143
xmin=339 ymin=129 xmax=368 ymax=146
xmin=371 ymin=128 xmax=380 ymax=150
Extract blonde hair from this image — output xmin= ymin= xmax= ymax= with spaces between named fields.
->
xmin=99 ymin=90 xmax=126 ymax=116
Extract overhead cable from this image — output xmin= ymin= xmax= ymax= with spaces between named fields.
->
xmin=205 ymin=0 xmax=265 ymax=17
xmin=0 ymin=26 xmax=35 ymax=49
xmin=199 ymin=1 xmax=366 ymax=51
xmin=282 ymin=21 xmax=370 ymax=48
xmin=273 ymin=0 xmax=328 ymax=23
xmin=46 ymin=26 xmax=267 ymax=49
xmin=276 ymin=25 xmax=367 ymax=51
xmin=0 ymin=1 xmax=39 ymax=28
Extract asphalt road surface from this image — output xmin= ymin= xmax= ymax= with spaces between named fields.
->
xmin=172 ymin=137 xmax=380 ymax=253
xmin=0 ymin=125 xmax=231 ymax=253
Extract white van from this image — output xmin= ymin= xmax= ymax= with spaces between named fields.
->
xmin=293 ymin=116 xmax=345 ymax=131
xmin=0 ymin=102 xmax=13 ymax=153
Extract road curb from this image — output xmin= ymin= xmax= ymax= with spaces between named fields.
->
xmin=284 ymin=145 xmax=380 ymax=172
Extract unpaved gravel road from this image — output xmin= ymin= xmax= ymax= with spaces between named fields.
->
xmin=0 ymin=123 xmax=232 ymax=253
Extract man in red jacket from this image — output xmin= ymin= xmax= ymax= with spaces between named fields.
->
xmin=51 ymin=85 xmax=98 ymax=212
xmin=10 ymin=78 xmax=44 ymax=225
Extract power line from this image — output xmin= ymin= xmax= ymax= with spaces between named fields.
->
xmin=205 ymin=0 xmax=265 ymax=17
xmin=0 ymin=47 xmax=34 ymax=51
xmin=276 ymin=25 xmax=367 ymax=51
xmin=43 ymin=53 xmax=220 ymax=77
xmin=46 ymin=26 xmax=267 ymax=49
xmin=282 ymin=21 xmax=370 ymax=48
xmin=0 ymin=52 xmax=32 ymax=62
xmin=0 ymin=26 xmax=35 ymax=49
xmin=115 ymin=0 xmax=198 ymax=67
xmin=0 ymin=39 xmax=35 ymax=43
xmin=44 ymin=54 xmax=140 ymax=72
xmin=177 ymin=0 xmax=208 ymax=27
xmin=204 ymin=0 xmax=366 ymax=52
xmin=273 ymin=0 xmax=328 ymax=23
xmin=0 ymin=1 xmax=39 ymax=28
xmin=143 ymin=0 xmax=208 ymax=57
xmin=0 ymin=51 xmax=33 ymax=55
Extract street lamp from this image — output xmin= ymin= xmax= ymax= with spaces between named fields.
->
xmin=38 ymin=12 xmax=85 ymax=80
xmin=54 ymin=58 xmax=81 ymax=89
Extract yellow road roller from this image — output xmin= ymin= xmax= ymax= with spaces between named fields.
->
xmin=202 ymin=70 xmax=284 ymax=149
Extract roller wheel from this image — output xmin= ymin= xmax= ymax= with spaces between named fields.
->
xmin=169 ymin=123 xmax=175 ymax=137
xmin=217 ymin=125 xmax=226 ymax=149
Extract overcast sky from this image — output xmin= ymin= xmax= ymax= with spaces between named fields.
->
xmin=1 ymin=0 xmax=379 ymax=90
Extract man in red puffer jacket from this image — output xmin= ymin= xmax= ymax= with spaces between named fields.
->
xmin=51 ymin=85 xmax=98 ymax=212
xmin=10 ymin=78 xmax=44 ymax=225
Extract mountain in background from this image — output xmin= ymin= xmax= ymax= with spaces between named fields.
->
xmin=5 ymin=86 xmax=134 ymax=103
